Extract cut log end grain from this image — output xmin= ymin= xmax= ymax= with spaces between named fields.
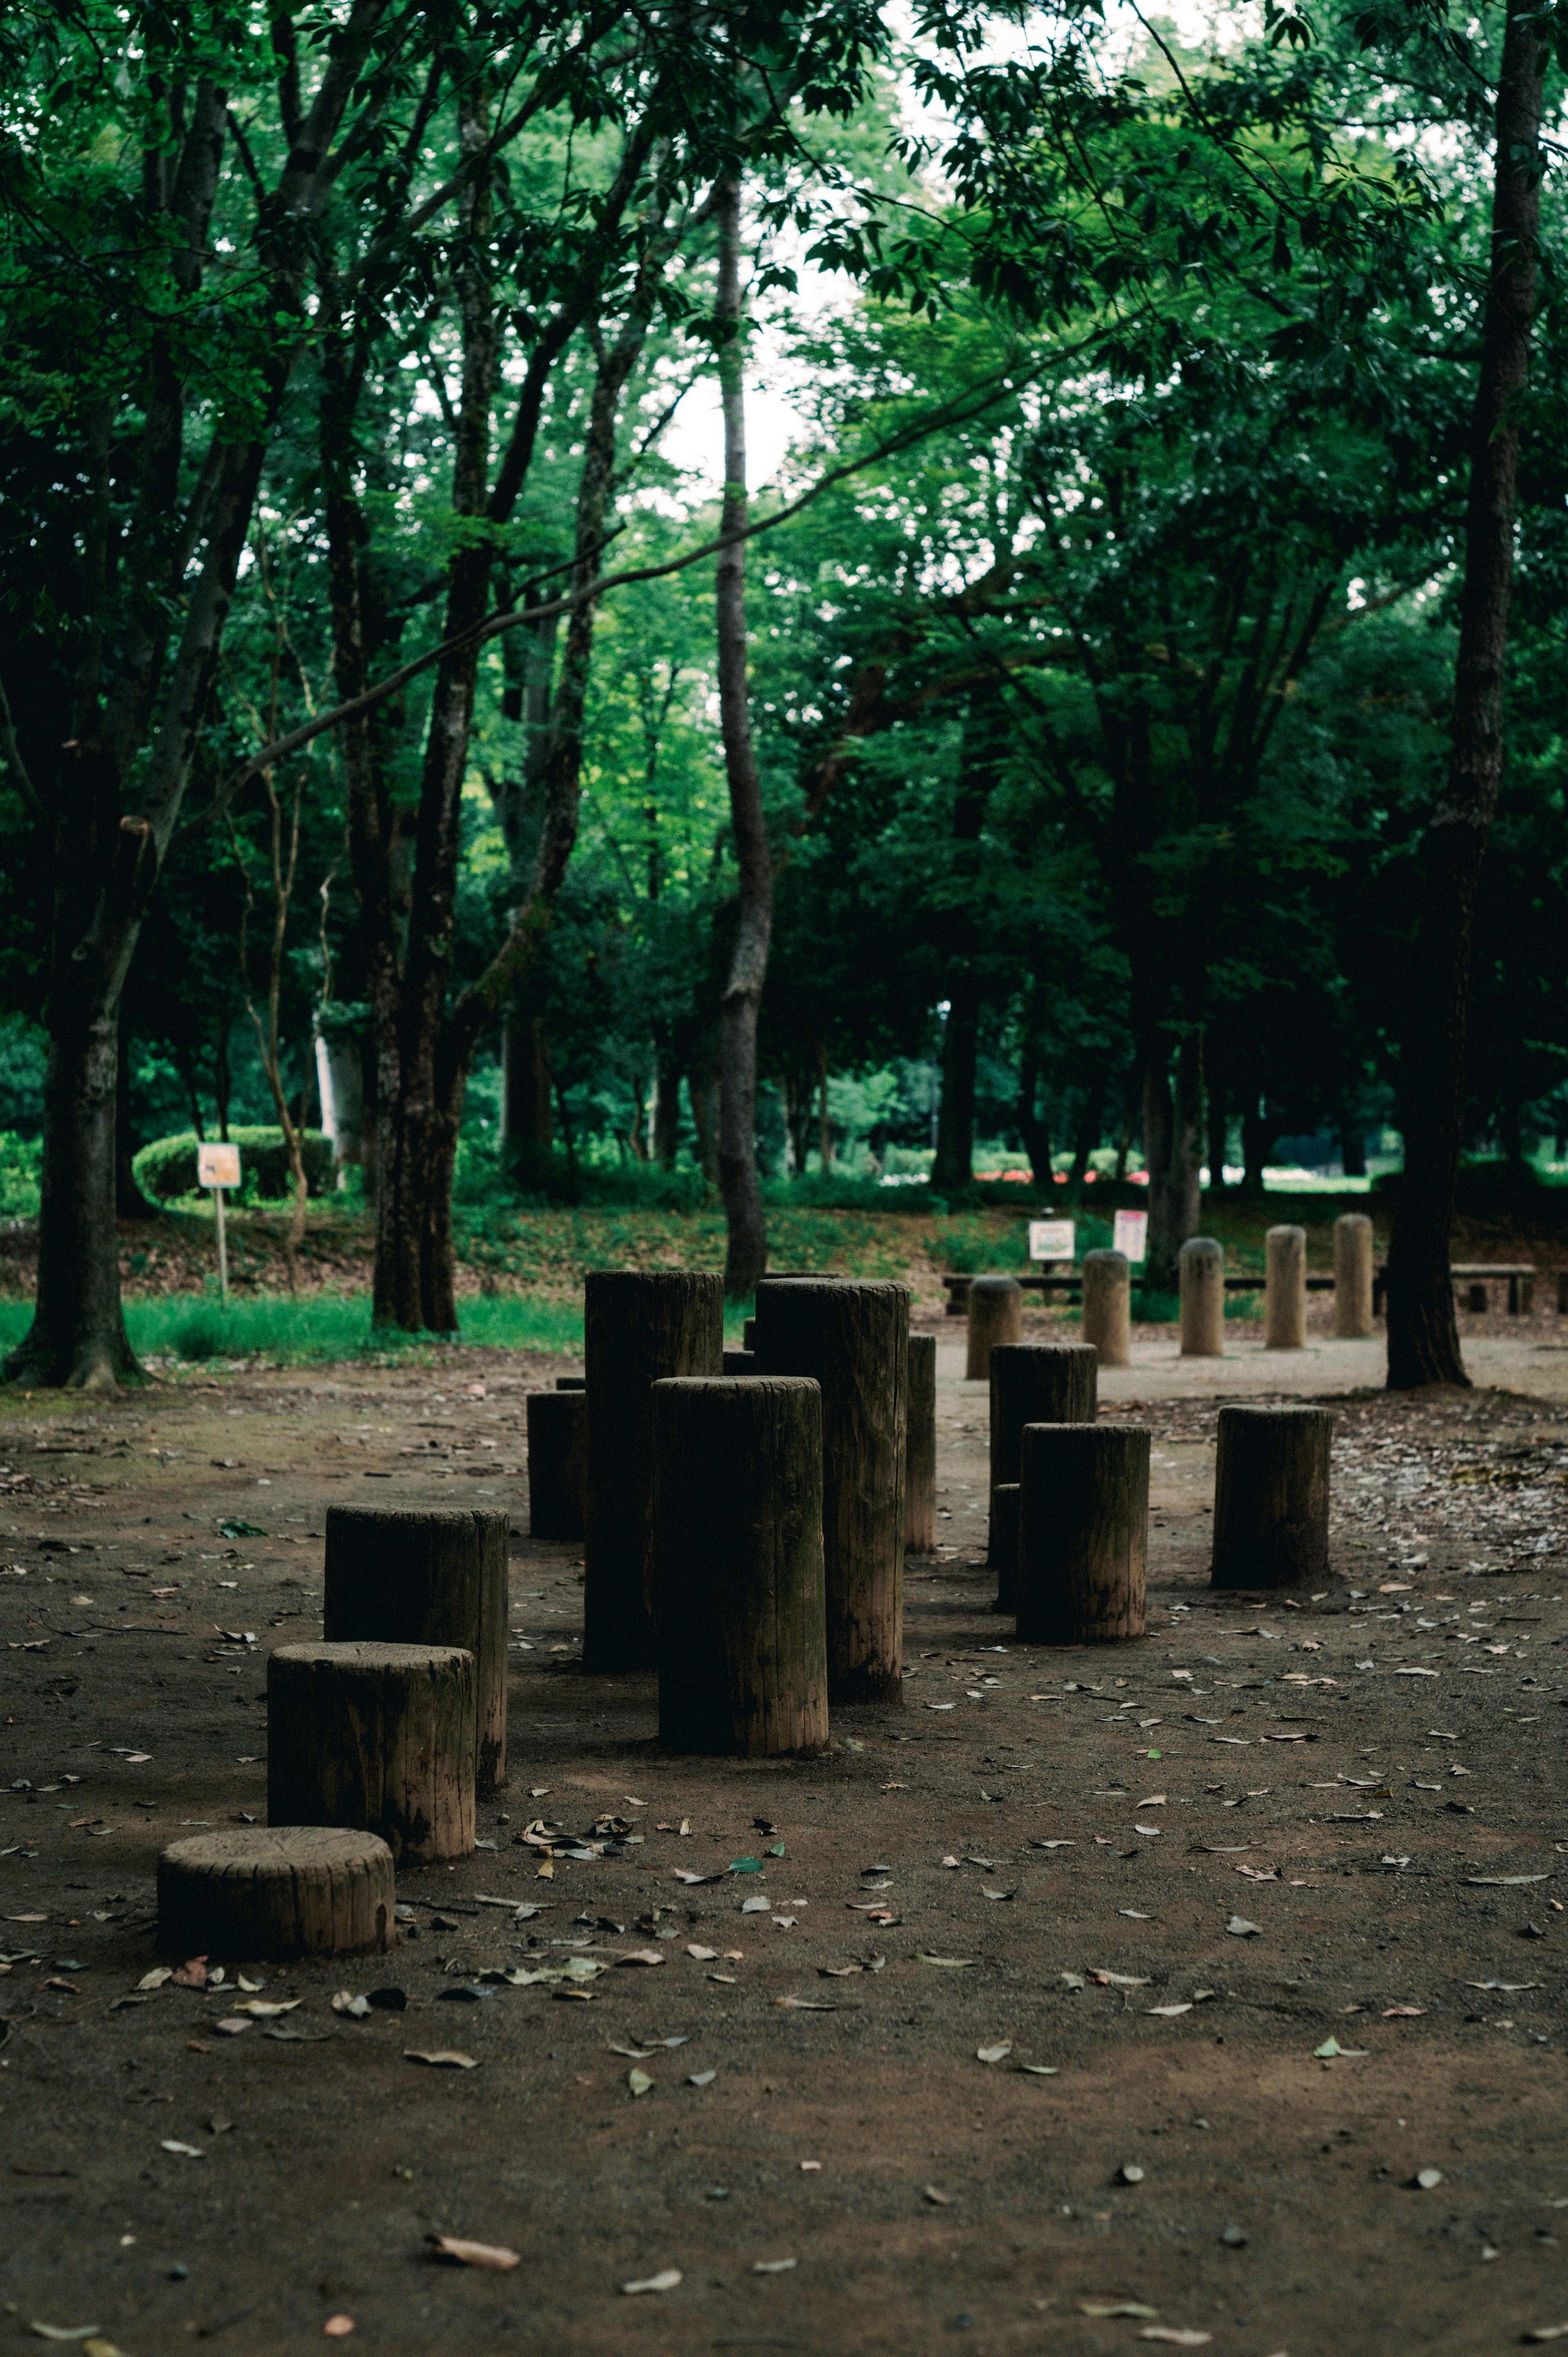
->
xmin=158 ymin=1826 xmax=395 ymax=1960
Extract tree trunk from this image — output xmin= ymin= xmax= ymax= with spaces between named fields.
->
xmin=1015 ymin=1044 xmax=1053 ymax=1186
xmin=1141 ymin=1030 xmax=1203 ymax=1289
xmin=116 ymin=1028 xmax=155 ymax=1219
xmin=1338 ymin=1110 xmax=1367 ymax=1179
xmin=652 ymin=1050 xmax=682 ymax=1165
xmin=5 ymin=989 xmax=139 ymax=1389
xmin=1205 ymin=1049 xmax=1228 ymax=1194
xmin=501 ymin=1011 xmax=553 ymax=1153
xmin=932 ymin=972 xmax=980 ymax=1190
xmin=1385 ymin=0 xmax=1545 ymax=1388
xmin=1068 ymin=1064 xmax=1109 ymax=1196
xmin=714 ymin=176 xmax=771 ymax=1296
xmin=817 ymin=1046 xmax=833 ymax=1173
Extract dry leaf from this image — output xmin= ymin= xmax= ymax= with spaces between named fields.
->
xmin=1138 ymin=2331 xmax=1212 ymax=2348
xmin=403 ymin=2050 xmax=478 ymax=2069
xmin=621 ymin=2269 xmax=681 ymax=2296
xmin=427 ymin=2234 xmax=520 ymax=2270
xmin=323 ymin=2317 xmax=355 ymax=2337
xmin=976 ymin=2043 xmax=1012 ymax=2065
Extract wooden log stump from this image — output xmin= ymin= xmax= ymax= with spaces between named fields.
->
xmin=323 ymin=1505 xmax=508 ymax=1797
xmin=989 ymin=1343 xmax=1098 ymax=1584
xmin=1081 ymin=1249 xmax=1131 ymax=1368
xmin=905 ymin=1333 xmax=938 ymax=1554
xmin=1332 ymin=1213 xmax=1375 ymax=1337
xmin=1017 ymin=1424 xmax=1149 ymax=1643
xmin=651 ymin=1377 xmax=828 ymax=1756
xmin=583 ymin=1270 xmax=724 ymax=1672
xmin=990 ymin=1482 xmax=1020 ymax=1615
xmin=965 ymin=1274 xmax=1022 ymax=1380
xmin=526 ymin=1389 xmax=587 ymax=1542
xmin=1179 ymin=1237 xmax=1225 ymax=1357
xmin=1209 ymin=1405 xmax=1332 ymax=1591
xmin=1558 ymin=1271 xmax=1568 ymax=1316
xmin=723 ymin=1347 xmax=757 ymax=1374
xmin=753 ymin=1277 xmax=908 ymax=1703
xmin=158 ymin=1826 xmax=394 ymax=1960
xmin=1467 ymin=1281 xmax=1488 ymax=1313
xmin=268 ymin=1642 xmax=475 ymax=1863
xmin=555 ymin=1375 xmax=586 ymax=1389
xmin=1264 ymin=1224 xmax=1307 ymax=1349
xmin=742 ymin=1318 xmax=757 ymax=1349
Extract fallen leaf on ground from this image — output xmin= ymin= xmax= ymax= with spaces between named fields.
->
xmin=137 ymin=1968 xmax=172 ymax=1992
xmin=621 ymin=2269 xmax=681 ymax=2295
xmin=617 ymin=1949 xmax=666 ymax=1967
xmin=159 ymin=2141 xmax=204 ymax=2159
xmin=687 ymin=2069 xmax=717 ymax=2087
xmin=323 ymin=2320 xmax=355 ymax=2339
xmin=1080 ymin=2303 xmax=1158 ymax=2319
xmin=1138 ymin=2331 xmax=1212 ymax=2348
xmin=168 ymin=1956 xmax=208 ymax=1989
xmin=1227 ymin=1917 xmax=1260 ymax=1938
xmin=1313 ymin=2038 xmax=1370 ymax=2059
xmin=976 ymin=2043 xmax=1012 ymax=2064
xmin=628 ymin=2069 xmax=653 ymax=2097
xmin=403 ymin=2050 xmax=478 ymax=2069
xmin=332 ymin=1991 xmax=370 ymax=2018
xmin=922 ymin=2184 xmax=953 ymax=2206
xmin=1383 ymin=2006 xmax=1428 ymax=2019
xmin=916 ymin=1954 xmax=973 ymax=1969
xmin=228 ymin=1998 xmax=301 ymax=2017
xmin=1017 ymin=2063 xmax=1059 ymax=2076
xmin=1147 ymin=2003 xmax=1193 ymax=2018
xmin=752 ymin=2258 xmax=797 ymax=2273
xmin=1414 ymin=2167 xmax=1444 ymax=2190
xmin=1524 ymin=2326 xmax=1568 ymax=2344
xmin=775 ymin=1996 xmax=839 ymax=2011
xmin=427 ymin=2234 xmax=520 ymax=2270
xmin=28 ymin=2330 xmax=101 ymax=2345
xmin=685 ymin=1944 xmax=717 ymax=1961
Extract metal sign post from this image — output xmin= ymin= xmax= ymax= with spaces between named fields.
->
xmin=197 ymin=1142 xmax=242 ymax=1298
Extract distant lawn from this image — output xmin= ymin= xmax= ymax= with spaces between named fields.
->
xmin=0 ymin=1289 xmax=589 ymax=1370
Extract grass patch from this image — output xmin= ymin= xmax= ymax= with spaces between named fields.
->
xmin=0 ymin=1291 xmax=586 ymax=1370
xmin=1131 ymin=1289 xmax=1263 ymax=1324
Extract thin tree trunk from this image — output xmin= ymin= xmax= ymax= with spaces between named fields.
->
xmin=932 ymin=974 xmax=980 ymax=1190
xmin=817 ymin=1046 xmax=833 ymax=1174
xmin=714 ymin=174 xmax=770 ymax=1295
xmin=1141 ymin=1031 xmax=1202 ymax=1289
xmin=116 ymin=1030 xmax=155 ymax=1219
xmin=1069 ymin=1064 xmax=1109 ymax=1197
xmin=1015 ymin=1044 xmax=1053 ymax=1187
xmin=1205 ymin=1044 xmax=1228 ymax=1194
xmin=1385 ymin=0 xmax=1545 ymax=1389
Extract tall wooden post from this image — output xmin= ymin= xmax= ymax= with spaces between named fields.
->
xmin=988 ymin=1343 xmax=1097 ymax=1592
xmin=526 ymin=1389 xmax=587 ymax=1541
xmin=906 ymin=1333 xmax=938 ymax=1553
xmin=753 ymin=1277 xmax=909 ymax=1703
xmin=990 ymin=1481 xmax=1020 ymax=1614
xmin=652 ymin=1376 xmax=828 ymax=1756
xmin=323 ymin=1506 xmax=508 ymax=1796
xmin=583 ymin=1271 xmax=724 ymax=1673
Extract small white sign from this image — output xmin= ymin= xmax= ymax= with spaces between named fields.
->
xmin=1113 ymin=1209 xmax=1147 ymax=1264
xmin=1029 ymin=1219 xmax=1076 ymax=1262
xmin=198 ymin=1142 xmax=241 ymax=1189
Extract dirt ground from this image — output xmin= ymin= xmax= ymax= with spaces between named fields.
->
xmin=0 ymin=1327 xmax=1564 ymax=2356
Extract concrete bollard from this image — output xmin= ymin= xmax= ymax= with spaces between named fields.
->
xmin=1333 ymin=1213 xmax=1375 ymax=1337
xmin=965 ymin=1274 xmax=1023 ymax=1380
xmin=1178 ymin=1237 xmax=1225 ymax=1357
xmin=1264 ymin=1224 xmax=1307 ymax=1349
xmin=1081 ymin=1249 xmax=1131 ymax=1367
xmin=1210 ymin=1404 xmax=1332 ymax=1590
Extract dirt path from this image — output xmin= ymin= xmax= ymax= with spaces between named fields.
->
xmin=0 ymin=1339 xmax=1563 ymax=2355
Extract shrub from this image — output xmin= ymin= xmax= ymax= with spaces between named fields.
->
xmin=133 ymin=1126 xmax=335 ymax=1202
xmin=0 ymin=1131 xmax=42 ymax=1219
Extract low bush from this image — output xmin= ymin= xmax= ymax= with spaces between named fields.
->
xmin=0 ymin=1132 xmax=42 ymax=1219
xmin=133 ymin=1127 xmax=335 ymax=1202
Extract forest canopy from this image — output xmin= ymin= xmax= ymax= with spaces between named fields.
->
xmin=0 ymin=0 xmax=1562 ymax=1387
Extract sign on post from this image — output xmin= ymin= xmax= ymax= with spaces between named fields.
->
xmin=1113 ymin=1209 xmax=1147 ymax=1265
xmin=198 ymin=1142 xmax=241 ymax=1298
xmin=1028 ymin=1219 xmax=1076 ymax=1262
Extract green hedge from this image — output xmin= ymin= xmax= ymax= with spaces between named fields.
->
xmin=132 ymin=1126 xmax=336 ymax=1202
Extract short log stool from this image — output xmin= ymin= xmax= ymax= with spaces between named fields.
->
xmin=1333 ymin=1214 xmax=1374 ymax=1338
xmin=158 ymin=1826 xmax=395 ymax=1960
xmin=1017 ymin=1423 xmax=1149 ymax=1644
xmin=723 ymin=1347 xmax=757 ymax=1374
xmin=989 ymin=1343 xmax=1098 ymax=1600
xmin=584 ymin=1270 xmax=724 ymax=1673
xmin=527 ymin=1389 xmax=587 ymax=1542
xmin=1210 ymin=1405 xmax=1332 ymax=1591
xmin=966 ymin=1273 xmax=1022 ymax=1380
xmin=1265 ymin=1224 xmax=1307 ymax=1349
xmin=906 ymin=1333 xmax=938 ymax=1554
xmin=324 ymin=1505 xmax=508 ymax=1796
xmin=268 ymin=1642 xmax=475 ymax=1863
xmin=753 ymin=1276 xmax=909 ymax=1703
xmin=652 ymin=1377 xmax=828 ymax=1756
